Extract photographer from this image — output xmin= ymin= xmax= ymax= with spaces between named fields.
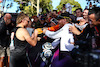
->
xmin=0 ymin=13 xmax=12 ymax=67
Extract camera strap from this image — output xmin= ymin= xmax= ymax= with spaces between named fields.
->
xmin=95 ymin=26 xmax=100 ymax=36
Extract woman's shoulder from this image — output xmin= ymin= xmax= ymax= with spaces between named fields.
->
xmin=15 ymin=27 xmax=28 ymax=34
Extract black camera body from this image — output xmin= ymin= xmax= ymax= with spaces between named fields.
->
xmin=75 ymin=37 xmax=92 ymax=51
xmin=71 ymin=36 xmax=100 ymax=67
xmin=71 ymin=48 xmax=100 ymax=67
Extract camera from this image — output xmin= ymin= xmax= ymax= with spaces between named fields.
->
xmin=50 ymin=18 xmax=58 ymax=25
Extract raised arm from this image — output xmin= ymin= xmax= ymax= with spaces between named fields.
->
xmin=22 ymin=28 xmax=38 ymax=46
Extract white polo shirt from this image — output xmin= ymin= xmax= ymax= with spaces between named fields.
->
xmin=45 ymin=23 xmax=74 ymax=51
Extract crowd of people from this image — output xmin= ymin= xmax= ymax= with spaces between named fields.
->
xmin=0 ymin=3 xmax=100 ymax=67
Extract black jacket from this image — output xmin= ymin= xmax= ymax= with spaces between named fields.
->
xmin=0 ymin=17 xmax=11 ymax=47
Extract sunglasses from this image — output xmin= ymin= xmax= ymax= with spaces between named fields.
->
xmin=24 ymin=19 xmax=30 ymax=23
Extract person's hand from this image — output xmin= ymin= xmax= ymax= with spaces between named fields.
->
xmin=31 ymin=33 xmax=35 ymax=39
xmin=31 ymin=29 xmax=38 ymax=39
xmin=37 ymin=37 xmax=41 ymax=41
xmin=69 ymin=25 xmax=81 ymax=35
xmin=34 ymin=29 xmax=39 ymax=35
xmin=43 ymin=27 xmax=48 ymax=34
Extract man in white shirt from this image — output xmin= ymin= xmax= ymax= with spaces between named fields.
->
xmin=43 ymin=16 xmax=74 ymax=60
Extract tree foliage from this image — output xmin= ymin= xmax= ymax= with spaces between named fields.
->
xmin=39 ymin=0 xmax=53 ymax=13
xmin=56 ymin=0 xmax=82 ymax=12
xmin=14 ymin=0 xmax=53 ymax=16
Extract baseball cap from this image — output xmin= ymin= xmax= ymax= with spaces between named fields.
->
xmin=57 ymin=15 xmax=72 ymax=23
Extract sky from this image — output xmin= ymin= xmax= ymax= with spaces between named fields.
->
xmin=0 ymin=0 xmax=100 ymax=13
xmin=0 ymin=0 xmax=19 ymax=13
xmin=75 ymin=0 xmax=87 ymax=9
xmin=51 ymin=0 xmax=61 ymax=9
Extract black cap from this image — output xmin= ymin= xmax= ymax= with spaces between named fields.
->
xmin=57 ymin=15 xmax=72 ymax=23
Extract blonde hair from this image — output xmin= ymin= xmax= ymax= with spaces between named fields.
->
xmin=16 ymin=12 xmax=28 ymax=24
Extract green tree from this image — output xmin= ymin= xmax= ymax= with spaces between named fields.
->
xmin=56 ymin=0 xmax=82 ymax=13
xmin=14 ymin=0 xmax=53 ymax=16
xmin=39 ymin=0 xmax=53 ymax=14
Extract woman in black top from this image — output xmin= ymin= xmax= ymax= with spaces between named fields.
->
xmin=10 ymin=12 xmax=39 ymax=67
